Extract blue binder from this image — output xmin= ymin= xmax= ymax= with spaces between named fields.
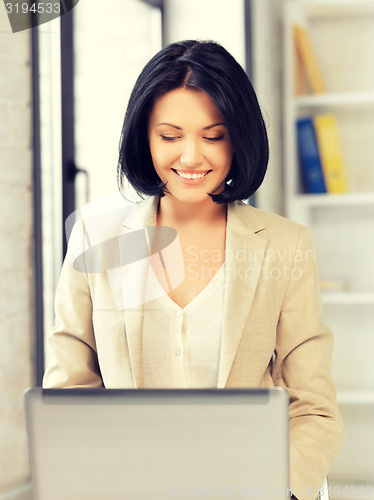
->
xmin=296 ymin=118 xmax=327 ymax=193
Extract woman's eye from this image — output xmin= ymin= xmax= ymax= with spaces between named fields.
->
xmin=161 ymin=135 xmax=179 ymax=142
xmin=204 ymin=136 xmax=224 ymax=143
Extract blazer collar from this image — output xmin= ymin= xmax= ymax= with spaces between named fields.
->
xmin=122 ymin=196 xmax=158 ymax=230
xmin=122 ymin=197 xmax=268 ymax=388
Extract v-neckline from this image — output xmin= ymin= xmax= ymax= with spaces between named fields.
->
xmin=165 ymin=261 xmax=226 ymax=312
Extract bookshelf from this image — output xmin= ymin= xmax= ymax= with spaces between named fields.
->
xmin=294 ymin=91 xmax=374 ymax=108
xmin=283 ymin=0 xmax=374 ymax=493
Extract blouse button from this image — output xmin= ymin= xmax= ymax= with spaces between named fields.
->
xmin=176 ymin=348 xmax=183 ymax=357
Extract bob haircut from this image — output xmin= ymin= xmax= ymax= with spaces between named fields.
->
xmin=118 ymin=40 xmax=269 ymax=204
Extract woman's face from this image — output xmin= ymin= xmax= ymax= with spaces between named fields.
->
xmin=148 ymin=87 xmax=233 ymax=205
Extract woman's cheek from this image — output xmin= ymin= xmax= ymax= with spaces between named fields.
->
xmin=155 ymin=148 xmax=178 ymax=169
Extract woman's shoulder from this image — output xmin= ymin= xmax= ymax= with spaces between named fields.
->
xmin=69 ymin=194 xmax=156 ymax=243
xmin=229 ymin=201 xmax=315 ymax=251
xmin=230 ymin=200 xmax=314 ymax=248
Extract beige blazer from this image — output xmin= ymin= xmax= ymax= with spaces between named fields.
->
xmin=43 ymin=196 xmax=343 ymax=500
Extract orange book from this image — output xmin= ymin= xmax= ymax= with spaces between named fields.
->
xmin=293 ymin=39 xmax=309 ymax=95
xmin=293 ymin=24 xmax=326 ymax=94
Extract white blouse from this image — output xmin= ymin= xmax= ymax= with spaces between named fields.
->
xmin=141 ymin=264 xmax=226 ymax=389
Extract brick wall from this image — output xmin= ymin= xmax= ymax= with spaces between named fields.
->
xmin=0 ymin=3 xmax=35 ymax=498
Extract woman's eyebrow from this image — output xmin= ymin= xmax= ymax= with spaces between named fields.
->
xmin=203 ymin=122 xmax=226 ymax=130
xmin=156 ymin=122 xmax=182 ymax=130
xmin=155 ymin=122 xmax=226 ymax=130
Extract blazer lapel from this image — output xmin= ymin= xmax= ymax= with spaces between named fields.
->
xmin=121 ymin=196 xmax=159 ymax=388
xmin=217 ymin=201 xmax=268 ymax=388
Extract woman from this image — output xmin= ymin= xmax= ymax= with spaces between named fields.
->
xmin=43 ymin=40 xmax=343 ymax=499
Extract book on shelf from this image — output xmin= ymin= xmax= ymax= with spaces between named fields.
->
xmin=313 ymin=114 xmax=348 ymax=194
xmin=296 ymin=114 xmax=348 ymax=194
xmin=293 ymin=24 xmax=326 ymax=95
xmin=293 ymin=39 xmax=309 ymax=96
xmin=296 ymin=118 xmax=327 ymax=193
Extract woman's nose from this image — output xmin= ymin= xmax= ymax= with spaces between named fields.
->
xmin=179 ymin=139 xmax=203 ymax=167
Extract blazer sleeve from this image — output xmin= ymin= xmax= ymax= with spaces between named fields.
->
xmin=43 ymin=221 xmax=103 ymax=388
xmin=272 ymin=226 xmax=344 ymax=500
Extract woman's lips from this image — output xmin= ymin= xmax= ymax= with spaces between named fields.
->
xmin=172 ymin=169 xmax=211 ymax=184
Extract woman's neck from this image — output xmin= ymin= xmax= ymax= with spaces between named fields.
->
xmin=157 ymin=195 xmax=227 ymax=227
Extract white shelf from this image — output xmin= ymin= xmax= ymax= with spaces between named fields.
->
xmin=294 ymin=193 xmax=374 ymax=207
xmin=284 ymin=0 xmax=374 ymax=485
xmin=289 ymin=0 xmax=374 ymax=19
xmin=321 ymin=292 xmax=374 ymax=305
xmin=294 ymin=92 xmax=374 ymax=110
xmin=337 ymin=392 xmax=374 ymax=405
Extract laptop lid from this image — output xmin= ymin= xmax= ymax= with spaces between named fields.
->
xmin=24 ymin=387 xmax=290 ymax=500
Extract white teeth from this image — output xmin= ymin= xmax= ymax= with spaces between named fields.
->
xmin=176 ymin=171 xmax=207 ymax=179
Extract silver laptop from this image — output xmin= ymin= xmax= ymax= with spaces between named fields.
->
xmin=24 ymin=387 xmax=290 ymax=500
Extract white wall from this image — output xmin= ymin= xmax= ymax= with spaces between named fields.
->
xmin=163 ymin=0 xmax=246 ymax=68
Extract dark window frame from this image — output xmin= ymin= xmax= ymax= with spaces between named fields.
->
xmin=31 ymin=25 xmax=44 ymax=385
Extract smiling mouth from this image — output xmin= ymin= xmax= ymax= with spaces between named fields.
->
xmin=172 ymin=169 xmax=211 ymax=180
